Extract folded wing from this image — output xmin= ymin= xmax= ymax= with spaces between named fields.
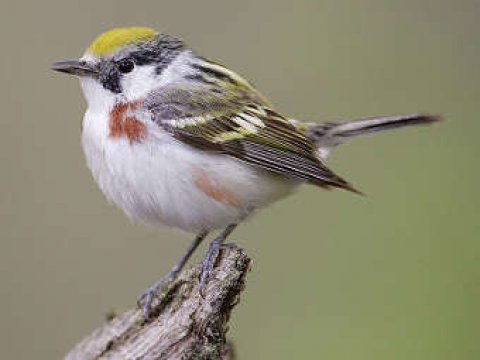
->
xmin=144 ymin=84 xmax=359 ymax=193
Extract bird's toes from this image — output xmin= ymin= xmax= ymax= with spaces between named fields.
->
xmin=199 ymin=243 xmax=222 ymax=297
xmin=137 ymin=276 xmax=172 ymax=319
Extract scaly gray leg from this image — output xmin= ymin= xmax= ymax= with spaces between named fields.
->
xmin=138 ymin=230 xmax=208 ymax=319
xmin=199 ymin=224 xmax=238 ymax=297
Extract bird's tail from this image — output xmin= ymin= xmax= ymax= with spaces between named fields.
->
xmin=298 ymin=113 xmax=441 ymax=160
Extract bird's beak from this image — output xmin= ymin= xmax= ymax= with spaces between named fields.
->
xmin=51 ymin=60 xmax=97 ymax=77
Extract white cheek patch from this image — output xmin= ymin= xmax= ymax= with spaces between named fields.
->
xmin=121 ymin=65 xmax=159 ymax=101
xmin=118 ymin=51 xmax=195 ymax=102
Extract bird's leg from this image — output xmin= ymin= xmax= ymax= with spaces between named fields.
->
xmin=138 ymin=231 xmax=208 ymax=319
xmin=199 ymin=224 xmax=238 ymax=297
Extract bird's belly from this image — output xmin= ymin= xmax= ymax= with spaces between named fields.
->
xmin=81 ymin=123 xmax=297 ymax=232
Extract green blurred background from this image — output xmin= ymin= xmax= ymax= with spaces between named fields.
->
xmin=1 ymin=0 xmax=479 ymax=359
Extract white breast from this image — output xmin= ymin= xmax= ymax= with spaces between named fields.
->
xmin=81 ymin=107 xmax=297 ymax=233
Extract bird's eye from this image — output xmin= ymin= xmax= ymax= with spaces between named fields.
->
xmin=117 ymin=58 xmax=135 ymax=74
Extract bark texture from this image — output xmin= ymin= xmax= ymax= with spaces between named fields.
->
xmin=65 ymin=244 xmax=250 ymax=360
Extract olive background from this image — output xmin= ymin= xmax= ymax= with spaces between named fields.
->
xmin=1 ymin=0 xmax=479 ymax=359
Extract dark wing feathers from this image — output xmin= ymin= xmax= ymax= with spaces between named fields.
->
xmin=145 ymin=84 xmax=358 ymax=193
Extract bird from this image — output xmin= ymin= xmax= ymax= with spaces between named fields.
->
xmin=52 ymin=27 xmax=440 ymax=318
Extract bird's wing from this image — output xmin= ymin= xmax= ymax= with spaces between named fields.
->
xmin=144 ymin=83 xmax=358 ymax=192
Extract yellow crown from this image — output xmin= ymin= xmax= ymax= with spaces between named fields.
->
xmin=87 ymin=27 xmax=158 ymax=57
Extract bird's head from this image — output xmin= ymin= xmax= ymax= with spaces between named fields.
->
xmin=52 ymin=27 xmax=187 ymax=106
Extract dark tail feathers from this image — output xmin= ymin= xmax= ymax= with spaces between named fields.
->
xmin=306 ymin=113 xmax=441 ymax=157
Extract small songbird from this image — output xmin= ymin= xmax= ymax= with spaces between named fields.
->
xmin=52 ymin=27 xmax=440 ymax=318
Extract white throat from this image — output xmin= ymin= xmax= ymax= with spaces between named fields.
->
xmin=80 ymin=77 xmax=117 ymax=112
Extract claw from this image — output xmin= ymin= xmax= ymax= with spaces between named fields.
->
xmin=138 ymin=289 xmax=155 ymax=320
xmin=137 ymin=276 xmax=172 ymax=319
xmin=198 ymin=224 xmax=238 ymax=297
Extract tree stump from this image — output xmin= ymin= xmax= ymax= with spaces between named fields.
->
xmin=65 ymin=244 xmax=251 ymax=360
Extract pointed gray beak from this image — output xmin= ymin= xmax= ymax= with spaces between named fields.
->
xmin=52 ymin=60 xmax=98 ymax=77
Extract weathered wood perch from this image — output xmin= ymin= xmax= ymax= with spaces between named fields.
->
xmin=65 ymin=244 xmax=251 ymax=360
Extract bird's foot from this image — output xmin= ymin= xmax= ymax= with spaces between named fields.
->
xmin=137 ymin=272 xmax=177 ymax=320
xmin=198 ymin=224 xmax=238 ymax=297
xmin=199 ymin=240 xmax=223 ymax=297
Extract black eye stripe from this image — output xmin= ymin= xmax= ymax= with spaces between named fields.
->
xmin=98 ymin=61 xmax=121 ymax=94
xmin=96 ymin=35 xmax=185 ymax=94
